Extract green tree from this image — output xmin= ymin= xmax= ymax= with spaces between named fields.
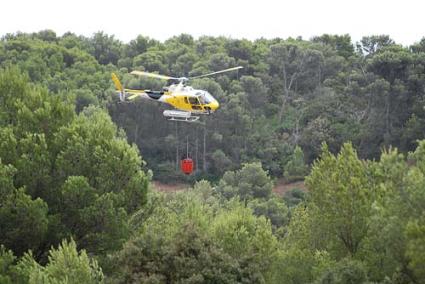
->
xmin=312 ymin=34 xmax=354 ymax=58
xmin=0 ymin=189 xmax=49 ymax=256
xmin=240 ymin=75 xmax=268 ymax=112
xmin=403 ymin=141 xmax=425 ymax=281
xmin=273 ymin=206 xmax=335 ymax=284
xmin=248 ymin=195 xmax=289 ymax=232
xmin=0 ymin=189 xmax=48 ymax=255
xmin=53 ymin=107 xmax=148 ymax=212
xmin=123 ymin=35 xmax=154 ymax=58
xmin=210 ymin=202 xmax=279 ymax=282
xmin=0 ymin=162 xmax=49 ymax=256
xmin=216 ymin=162 xmax=273 ymax=201
xmin=112 ymin=223 xmax=241 ymax=284
xmin=358 ymin=35 xmax=395 ymax=55
xmin=283 ymin=145 xmax=309 ymax=181
xmin=306 ymin=143 xmax=373 ymax=257
xmin=268 ymin=42 xmax=323 ymax=122
xmin=0 ymin=245 xmax=17 ymax=284
xmin=315 ymin=258 xmax=367 ymax=284
xmin=22 ymin=239 xmax=103 ymax=284
xmin=0 ymin=68 xmax=149 ymax=259
xmin=405 ymin=220 xmax=425 ymax=280
xmin=210 ymin=149 xmax=232 ymax=176
xmin=89 ymin=31 xmax=121 ymax=65
xmin=133 ymin=50 xmax=167 ymax=73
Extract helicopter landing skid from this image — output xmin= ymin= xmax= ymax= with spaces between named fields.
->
xmin=163 ymin=110 xmax=200 ymax=122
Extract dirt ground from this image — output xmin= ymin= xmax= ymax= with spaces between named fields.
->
xmin=152 ymin=179 xmax=306 ymax=196
xmin=272 ymin=179 xmax=306 ymax=196
xmin=152 ymin=181 xmax=190 ymax=193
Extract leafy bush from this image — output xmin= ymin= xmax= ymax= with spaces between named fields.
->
xmin=283 ymin=146 xmax=309 ymax=182
xmin=216 ymin=162 xmax=273 ymax=201
xmin=23 ymin=239 xmax=103 ymax=284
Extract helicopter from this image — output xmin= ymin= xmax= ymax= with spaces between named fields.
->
xmin=111 ymin=66 xmax=243 ymax=122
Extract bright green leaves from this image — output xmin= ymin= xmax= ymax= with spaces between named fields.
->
xmin=0 ymin=246 xmax=16 ymax=284
xmin=112 ymin=192 xmax=279 ymax=284
xmin=409 ymin=140 xmax=425 ymax=173
xmin=0 ymin=69 xmax=75 ymax=139
xmin=283 ymin=145 xmax=309 ymax=181
xmin=113 ymin=223 xmax=241 ymax=284
xmin=403 ymin=142 xmax=425 ymax=279
xmin=0 ymin=160 xmax=16 ymax=198
xmin=51 ymin=109 xmax=147 ymax=254
xmin=211 ymin=202 xmax=278 ymax=275
xmin=54 ymin=108 xmax=148 ymax=212
xmin=307 ymin=143 xmax=372 ymax=257
xmin=21 ymin=239 xmax=104 ymax=284
xmin=296 ymin=141 xmax=425 ymax=282
xmin=217 ymin=162 xmax=273 ymax=201
xmin=406 ymin=220 xmax=425 ymax=279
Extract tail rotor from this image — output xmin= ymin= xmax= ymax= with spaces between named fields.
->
xmin=111 ymin=73 xmax=125 ymax=102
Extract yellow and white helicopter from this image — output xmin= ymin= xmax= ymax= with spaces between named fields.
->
xmin=111 ymin=66 xmax=243 ymax=122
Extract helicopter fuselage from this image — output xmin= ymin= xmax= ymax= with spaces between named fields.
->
xmin=112 ymin=66 xmax=242 ymax=122
xmin=124 ymin=84 xmax=219 ymax=114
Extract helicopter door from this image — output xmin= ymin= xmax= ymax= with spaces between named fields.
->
xmin=188 ymin=97 xmax=203 ymax=110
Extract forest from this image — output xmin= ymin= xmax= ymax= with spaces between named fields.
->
xmin=0 ymin=30 xmax=425 ymax=283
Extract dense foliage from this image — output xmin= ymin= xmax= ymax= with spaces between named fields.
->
xmin=0 ymin=68 xmax=149 ymax=260
xmin=1 ymin=31 xmax=425 ymax=181
xmin=1 ymin=30 xmax=425 ymax=283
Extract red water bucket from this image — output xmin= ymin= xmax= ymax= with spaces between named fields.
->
xmin=181 ymin=158 xmax=194 ymax=175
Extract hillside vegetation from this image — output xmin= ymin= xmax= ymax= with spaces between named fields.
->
xmin=0 ymin=31 xmax=425 ymax=283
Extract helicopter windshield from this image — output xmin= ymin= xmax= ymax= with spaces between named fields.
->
xmin=196 ymin=91 xmax=214 ymax=104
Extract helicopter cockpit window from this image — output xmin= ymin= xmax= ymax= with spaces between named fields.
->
xmin=203 ymin=92 xmax=214 ymax=104
xmin=197 ymin=91 xmax=213 ymax=104
xmin=196 ymin=92 xmax=205 ymax=104
xmin=188 ymin=97 xmax=200 ymax=105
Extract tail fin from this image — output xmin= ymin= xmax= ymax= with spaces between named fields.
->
xmin=111 ymin=73 xmax=125 ymax=102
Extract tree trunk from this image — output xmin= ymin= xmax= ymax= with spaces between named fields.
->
xmin=293 ymin=114 xmax=301 ymax=145
xmin=203 ymin=124 xmax=207 ymax=172
xmin=134 ymin=124 xmax=139 ymax=145
xmin=195 ymin=135 xmax=199 ymax=172
xmin=278 ymin=67 xmax=297 ymax=123
xmin=278 ymin=90 xmax=288 ymax=122
xmin=385 ymin=93 xmax=391 ymax=143
xmin=175 ymin=122 xmax=179 ymax=171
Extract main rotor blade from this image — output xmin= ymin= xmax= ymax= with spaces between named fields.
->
xmin=189 ymin=66 xmax=243 ymax=80
xmin=131 ymin=70 xmax=178 ymax=81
